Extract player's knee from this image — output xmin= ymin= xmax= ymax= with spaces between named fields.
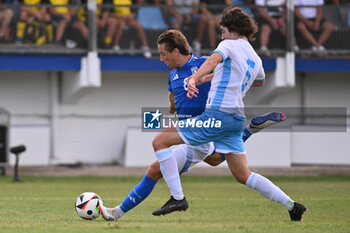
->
xmin=152 ymin=135 xmax=164 ymax=151
xmin=153 ymin=131 xmax=175 ymax=150
xmin=207 ymin=160 xmax=221 ymax=166
xmin=204 ymin=153 xmax=222 ymax=166
xmin=145 ymin=162 xmax=162 ymax=180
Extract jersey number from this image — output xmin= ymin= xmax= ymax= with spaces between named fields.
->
xmin=241 ymin=59 xmax=255 ymax=92
xmin=183 ymin=77 xmax=188 ymax=91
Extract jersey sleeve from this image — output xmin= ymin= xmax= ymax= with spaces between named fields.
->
xmin=256 ymin=64 xmax=265 ymax=81
xmin=199 ymin=56 xmax=215 ymax=74
xmin=212 ymin=40 xmax=231 ymax=63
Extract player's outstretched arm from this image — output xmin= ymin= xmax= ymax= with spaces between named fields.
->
xmin=197 ymin=73 xmax=214 ymax=85
xmin=187 ymin=53 xmax=222 ymax=98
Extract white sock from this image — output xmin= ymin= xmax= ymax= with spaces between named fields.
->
xmin=115 ymin=205 xmax=125 ymax=218
xmin=246 ymin=172 xmax=295 ymax=211
xmin=156 ymin=148 xmax=184 ymax=200
xmin=107 ymin=205 xmax=124 ymax=221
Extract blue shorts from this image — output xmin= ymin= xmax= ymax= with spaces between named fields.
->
xmin=177 ymin=109 xmax=246 ymax=154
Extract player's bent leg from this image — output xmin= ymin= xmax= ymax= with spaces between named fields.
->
xmin=101 ymin=168 xmax=159 ymax=221
xmin=145 ymin=161 xmax=163 ymax=180
xmin=152 ymin=126 xmax=185 ymax=151
xmin=102 ymin=145 xmax=191 ymax=222
xmin=152 ymin=144 xmax=204 ymax=216
xmin=246 ymin=172 xmax=307 ymax=221
xmin=225 ymin=152 xmax=307 ymax=221
xmin=203 ymin=152 xmax=225 ymax=166
xmin=224 ymin=153 xmax=251 ymax=184
xmin=243 ymin=112 xmax=286 ymax=142
xmin=154 ymin=127 xmax=186 ymax=201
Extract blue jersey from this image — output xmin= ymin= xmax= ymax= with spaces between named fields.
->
xmin=168 ymin=54 xmax=211 ymax=119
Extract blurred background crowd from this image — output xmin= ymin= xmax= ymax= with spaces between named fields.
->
xmin=0 ymin=0 xmax=349 ymax=57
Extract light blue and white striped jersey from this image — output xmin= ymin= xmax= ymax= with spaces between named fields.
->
xmin=206 ymin=39 xmax=265 ymax=116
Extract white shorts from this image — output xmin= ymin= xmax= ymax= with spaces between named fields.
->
xmin=172 ymin=142 xmax=215 ymax=174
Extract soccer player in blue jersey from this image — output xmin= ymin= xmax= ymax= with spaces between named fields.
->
xmin=100 ymin=29 xmax=287 ymax=222
xmin=149 ymin=8 xmax=306 ymax=221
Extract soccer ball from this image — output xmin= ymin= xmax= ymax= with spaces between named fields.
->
xmin=75 ymin=192 xmax=103 ymax=220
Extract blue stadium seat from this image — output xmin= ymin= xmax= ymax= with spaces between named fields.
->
xmin=137 ymin=7 xmax=168 ymax=30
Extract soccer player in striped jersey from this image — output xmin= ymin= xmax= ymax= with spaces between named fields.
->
xmin=100 ymin=29 xmax=289 ymax=222
xmin=150 ymin=7 xmax=306 ymax=221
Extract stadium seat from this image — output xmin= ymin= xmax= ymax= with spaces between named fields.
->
xmin=137 ymin=7 xmax=168 ymax=30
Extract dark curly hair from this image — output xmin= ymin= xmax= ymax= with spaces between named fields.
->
xmin=157 ymin=30 xmax=190 ymax=55
xmin=219 ymin=7 xmax=258 ymax=43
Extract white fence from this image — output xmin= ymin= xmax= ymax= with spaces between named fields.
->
xmin=1 ymin=70 xmax=350 ymax=167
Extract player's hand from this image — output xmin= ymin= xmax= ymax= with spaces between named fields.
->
xmin=187 ymin=76 xmax=199 ymax=98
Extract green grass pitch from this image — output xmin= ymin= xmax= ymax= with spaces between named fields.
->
xmin=1 ymin=176 xmax=349 ymax=233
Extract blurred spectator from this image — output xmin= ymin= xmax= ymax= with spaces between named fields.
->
xmin=328 ymin=0 xmax=350 ymax=27
xmin=77 ymin=0 xmax=119 ymax=48
xmin=49 ymin=0 xmax=88 ymax=47
xmin=0 ymin=0 xmax=14 ymax=42
xmin=192 ymin=0 xmax=231 ymax=54
xmin=165 ymin=0 xmax=200 ymax=30
xmin=139 ymin=0 xmax=163 ymax=4
xmin=17 ymin=0 xmax=53 ymax=44
xmin=109 ymin=0 xmax=151 ymax=58
xmin=19 ymin=0 xmax=51 ymax=23
xmin=232 ymin=0 xmax=254 ymax=18
xmin=324 ymin=0 xmax=338 ymax=4
xmin=255 ymin=0 xmax=286 ymax=54
xmin=294 ymin=0 xmax=334 ymax=52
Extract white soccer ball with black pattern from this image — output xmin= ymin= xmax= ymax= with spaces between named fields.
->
xmin=75 ymin=192 xmax=103 ymax=220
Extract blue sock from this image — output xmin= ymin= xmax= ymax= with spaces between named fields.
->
xmin=242 ymin=127 xmax=252 ymax=142
xmin=119 ymin=175 xmax=157 ymax=213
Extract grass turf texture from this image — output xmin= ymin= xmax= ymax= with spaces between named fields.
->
xmin=0 ymin=176 xmax=349 ymax=233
